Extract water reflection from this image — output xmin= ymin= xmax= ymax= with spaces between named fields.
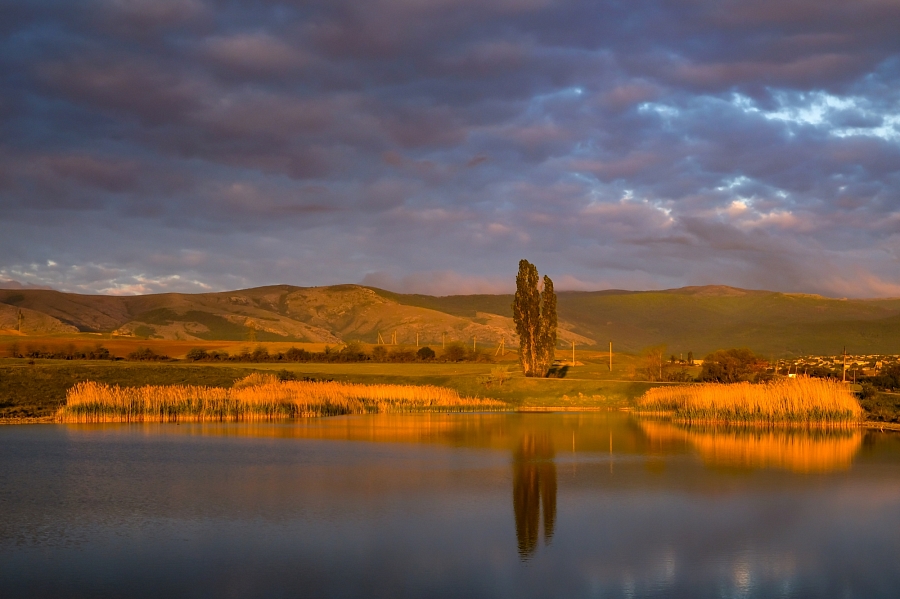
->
xmin=640 ymin=420 xmax=863 ymax=472
xmin=512 ymin=434 xmax=557 ymax=559
xmin=4 ymin=415 xmax=900 ymax=598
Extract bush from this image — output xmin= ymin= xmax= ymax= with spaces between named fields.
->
xmin=251 ymin=346 xmax=270 ymax=362
xmin=663 ymin=369 xmax=694 ymax=382
xmin=284 ymin=347 xmax=312 ymax=362
xmin=337 ymin=342 xmax=369 ymax=362
xmin=490 ymin=366 xmax=510 ymax=385
xmin=416 ymin=346 xmax=436 ymax=361
xmin=276 ymin=369 xmax=299 ymax=382
xmin=443 ymin=343 xmax=467 ymax=362
xmin=867 ymin=363 xmax=900 ymax=391
xmin=186 ymin=348 xmax=209 ymax=362
xmin=859 ymin=383 xmax=878 ymax=400
xmin=699 ymin=348 xmax=767 ymax=383
xmin=388 ymin=349 xmax=417 ymax=363
xmin=127 ymin=347 xmax=169 ymax=361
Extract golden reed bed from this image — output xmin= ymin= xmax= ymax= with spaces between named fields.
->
xmin=638 ymin=376 xmax=863 ymax=424
xmin=58 ymin=374 xmax=509 ymax=423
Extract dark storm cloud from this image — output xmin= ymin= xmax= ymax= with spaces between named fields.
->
xmin=1 ymin=0 xmax=899 ymax=296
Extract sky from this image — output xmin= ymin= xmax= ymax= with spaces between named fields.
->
xmin=1 ymin=0 xmax=899 ymax=297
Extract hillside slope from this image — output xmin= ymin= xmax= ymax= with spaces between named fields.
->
xmin=3 ymin=284 xmax=900 ymax=356
xmin=383 ymin=285 xmax=900 ymax=356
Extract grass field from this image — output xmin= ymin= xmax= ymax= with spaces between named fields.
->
xmin=0 ymin=349 xmax=665 ymax=419
xmin=4 ymin=344 xmax=899 ymax=423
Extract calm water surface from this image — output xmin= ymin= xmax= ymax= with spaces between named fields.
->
xmin=2 ymin=413 xmax=900 ymax=598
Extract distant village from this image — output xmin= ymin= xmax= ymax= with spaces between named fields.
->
xmin=770 ymin=354 xmax=899 ymax=381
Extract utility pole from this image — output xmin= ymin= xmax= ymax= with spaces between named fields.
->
xmin=416 ymin=331 xmax=419 ymax=348
xmin=495 ymin=338 xmax=505 ymax=356
xmin=609 ymin=341 xmax=613 ymax=372
xmin=442 ymin=333 xmax=445 ymax=349
xmin=572 ymin=341 xmax=575 ymax=366
xmin=17 ymin=309 xmax=24 ymax=332
xmin=473 ymin=336 xmax=476 ymax=352
xmin=377 ymin=332 xmax=385 ymax=345
xmin=842 ymin=346 xmax=847 ymax=383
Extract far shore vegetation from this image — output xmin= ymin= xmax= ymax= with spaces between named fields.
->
xmin=2 ymin=337 xmax=899 ymax=425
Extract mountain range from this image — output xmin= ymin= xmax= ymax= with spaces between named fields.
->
xmin=2 ymin=284 xmax=900 ymax=357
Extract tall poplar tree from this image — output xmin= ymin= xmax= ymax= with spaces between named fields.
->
xmin=513 ymin=260 xmax=541 ymax=376
xmin=538 ymin=275 xmax=557 ymax=373
xmin=513 ymin=260 xmax=557 ymax=377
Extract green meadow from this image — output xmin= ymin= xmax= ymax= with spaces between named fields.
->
xmin=0 ymin=350 xmax=677 ymax=420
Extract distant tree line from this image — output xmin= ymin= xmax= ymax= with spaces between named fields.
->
xmin=7 ymin=343 xmax=115 ymax=361
xmin=184 ymin=342 xmax=492 ymax=364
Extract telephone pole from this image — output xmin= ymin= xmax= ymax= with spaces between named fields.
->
xmin=609 ymin=341 xmax=613 ymax=372
xmin=842 ymin=346 xmax=847 ymax=383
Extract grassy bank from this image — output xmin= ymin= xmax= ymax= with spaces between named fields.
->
xmin=57 ymin=374 xmax=507 ymax=422
xmin=6 ymin=358 xmax=898 ymax=423
xmin=638 ymin=377 xmax=863 ymax=424
xmin=0 ymin=362 xmax=263 ymax=418
xmin=0 ymin=355 xmax=651 ymax=418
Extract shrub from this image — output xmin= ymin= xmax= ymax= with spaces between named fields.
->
xmin=443 ymin=343 xmax=467 ymax=362
xmin=417 ymin=346 xmax=436 ymax=361
xmin=699 ymin=348 xmax=768 ymax=383
xmin=337 ymin=342 xmax=369 ymax=362
xmin=490 ymin=366 xmax=510 ymax=386
xmin=276 ymin=369 xmax=299 ymax=382
xmin=186 ymin=348 xmax=209 ymax=362
xmin=388 ymin=349 xmax=416 ymax=363
xmin=284 ymin=347 xmax=311 ymax=362
xmin=249 ymin=346 xmax=268 ymax=361
xmin=126 ymin=347 xmax=168 ymax=361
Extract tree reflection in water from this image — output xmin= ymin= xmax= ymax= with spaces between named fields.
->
xmin=513 ymin=434 xmax=557 ymax=559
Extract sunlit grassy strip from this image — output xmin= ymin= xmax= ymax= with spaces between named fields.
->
xmin=58 ymin=378 xmax=509 ymax=422
xmin=638 ymin=377 xmax=863 ymax=424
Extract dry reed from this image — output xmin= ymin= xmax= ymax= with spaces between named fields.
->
xmin=638 ymin=376 xmax=862 ymax=424
xmin=58 ymin=374 xmax=509 ymax=423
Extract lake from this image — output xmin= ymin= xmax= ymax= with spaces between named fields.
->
xmin=2 ymin=413 xmax=900 ymax=598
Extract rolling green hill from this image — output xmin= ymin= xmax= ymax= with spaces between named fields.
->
xmin=3 ymin=284 xmax=900 ymax=356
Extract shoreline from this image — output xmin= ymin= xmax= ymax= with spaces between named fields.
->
xmin=3 ymin=412 xmax=900 ymax=432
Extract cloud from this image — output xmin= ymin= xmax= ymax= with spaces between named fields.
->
xmin=1 ymin=0 xmax=899 ymax=297
xmin=0 ymin=278 xmax=54 ymax=290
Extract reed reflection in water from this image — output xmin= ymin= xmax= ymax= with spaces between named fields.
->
xmin=513 ymin=434 xmax=557 ymax=559
xmin=640 ymin=420 xmax=864 ymax=472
